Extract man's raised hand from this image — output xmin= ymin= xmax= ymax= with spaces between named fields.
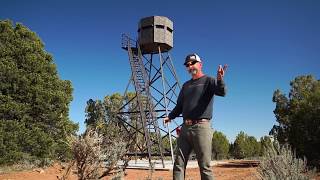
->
xmin=217 ymin=64 xmax=228 ymax=80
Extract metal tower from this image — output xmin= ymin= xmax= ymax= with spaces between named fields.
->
xmin=117 ymin=16 xmax=182 ymax=168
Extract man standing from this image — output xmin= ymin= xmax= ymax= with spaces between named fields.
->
xmin=164 ymin=53 xmax=227 ymax=180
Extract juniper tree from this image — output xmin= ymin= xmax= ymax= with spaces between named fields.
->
xmin=0 ymin=20 xmax=78 ymax=164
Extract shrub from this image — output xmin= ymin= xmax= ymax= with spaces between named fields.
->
xmin=257 ymin=140 xmax=316 ymax=180
xmin=70 ymin=127 xmax=127 ymax=180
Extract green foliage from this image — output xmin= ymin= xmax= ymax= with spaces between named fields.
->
xmin=85 ymin=92 xmax=171 ymax=162
xmin=0 ymin=20 xmax=78 ymax=165
xmin=257 ymin=140 xmax=316 ymax=180
xmin=260 ymin=136 xmax=272 ymax=156
xmin=149 ymin=132 xmax=177 ymax=155
xmin=248 ymin=136 xmax=261 ymax=158
xmin=81 ymin=95 xmax=132 ymax=179
xmin=85 ymin=99 xmax=106 ymax=128
xmin=103 ymin=93 xmax=125 ymax=122
xmin=232 ymin=131 xmax=260 ymax=159
xmin=270 ymin=75 xmax=320 ymax=167
xmin=85 ymin=93 xmax=127 ymax=127
xmin=161 ymin=135 xmax=177 ymax=153
xmin=212 ymin=131 xmax=229 ymax=160
xmin=233 ymin=131 xmax=246 ymax=159
xmin=84 ymin=93 xmax=131 ymax=152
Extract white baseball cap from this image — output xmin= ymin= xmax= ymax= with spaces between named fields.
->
xmin=184 ymin=53 xmax=202 ymax=65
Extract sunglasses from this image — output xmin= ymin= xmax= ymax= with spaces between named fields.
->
xmin=185 ymin=61 xmax=198 ymax=67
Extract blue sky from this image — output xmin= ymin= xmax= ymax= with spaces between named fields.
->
xmin=1 ymin=0 xmax=319 ymax=142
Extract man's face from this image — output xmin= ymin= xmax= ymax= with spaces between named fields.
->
xmin=185 ymin=60 xmax=202 ymax=75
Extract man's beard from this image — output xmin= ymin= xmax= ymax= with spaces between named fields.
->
xmin=188 ymin=68 xmax=198 ymax=75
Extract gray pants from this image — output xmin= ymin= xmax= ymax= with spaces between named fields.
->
xmin=173 ymin=122 xmax=214 ymax=180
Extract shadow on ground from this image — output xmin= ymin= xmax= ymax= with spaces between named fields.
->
xmin=216 ymin=160 xmax=260 ymax=168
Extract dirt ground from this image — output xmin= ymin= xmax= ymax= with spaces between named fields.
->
xmin=0 ymin=160 xmax=318 ymax=180
xmin=124 ymin=161 xmax=259 ymax=180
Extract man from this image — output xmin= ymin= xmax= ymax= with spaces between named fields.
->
xmin=164 ymin=53 xmax=227 ymax=180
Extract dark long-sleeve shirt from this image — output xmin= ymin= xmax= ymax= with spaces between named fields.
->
xmin=168 ymin=75 xmax=226 ymax=120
